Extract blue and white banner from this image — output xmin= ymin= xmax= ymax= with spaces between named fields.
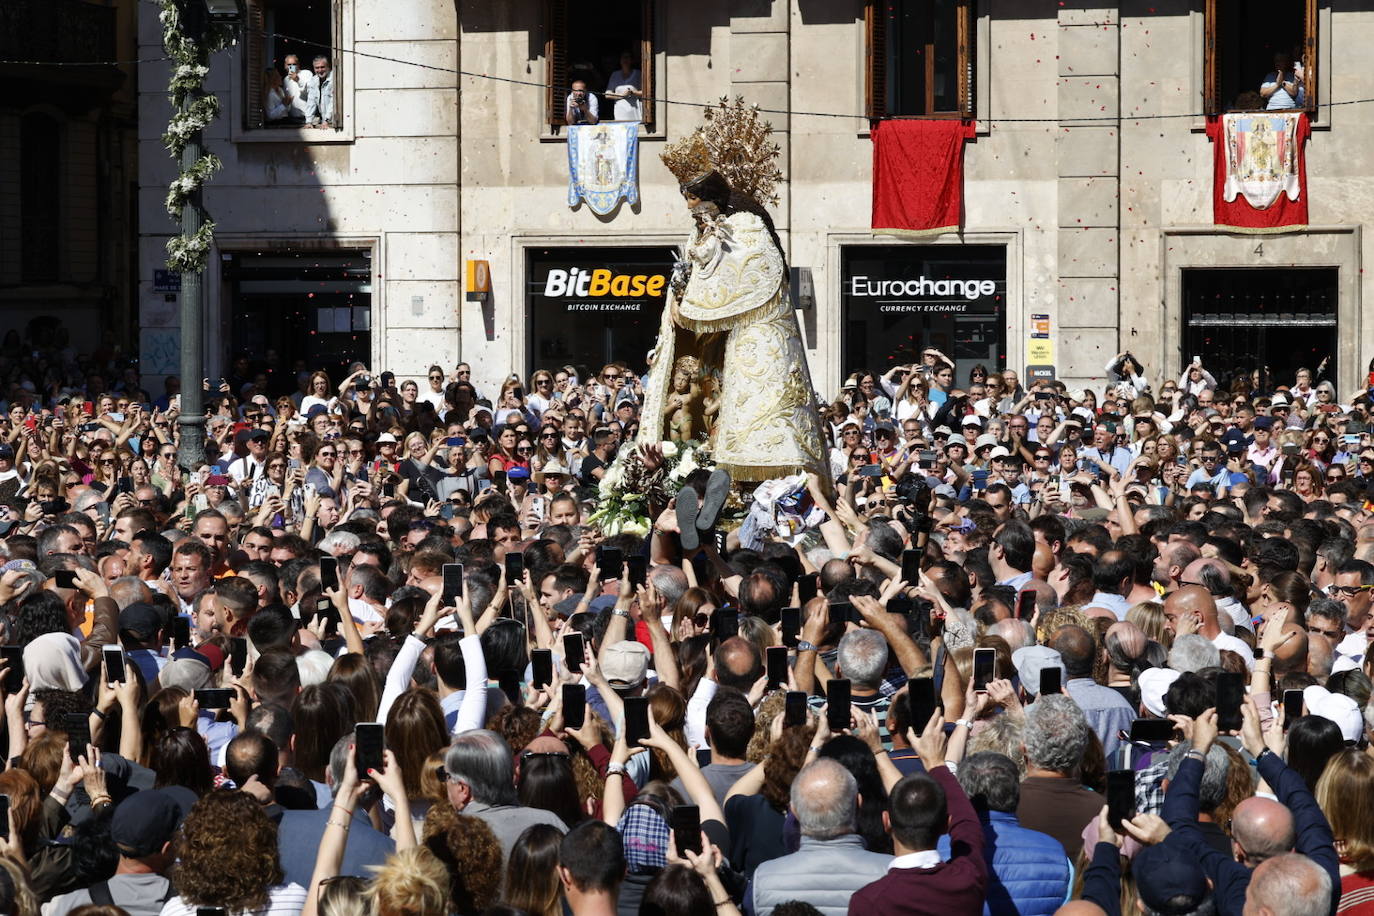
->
xmin=567 ymin=122 xmax=639 ymax=215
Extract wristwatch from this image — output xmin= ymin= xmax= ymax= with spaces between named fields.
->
xmin=611 ymin=608 xmax=630 ymax=619
xmin=796 ymin=640 xmax=818 ymax=653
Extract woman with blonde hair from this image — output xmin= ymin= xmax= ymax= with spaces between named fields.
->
xmin=1126 ymin=601 xmax=1170 ymax=647
xmin=369 ymin=848 xmax=450 ymax=916
xmin=1316 ymin=749 xmax=1374 ymax=908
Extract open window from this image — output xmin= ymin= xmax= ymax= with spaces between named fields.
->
xmin=1205 ymin=0 xmax=1317 ymax=115
xmin=243 ymin=0 xmax=342 ymax=131
xmin=544 ymin=0 xmax=655 ymax=131
xmin=865 ymin=0 xmax=973 ymax=119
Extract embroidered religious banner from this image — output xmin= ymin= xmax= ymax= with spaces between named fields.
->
xmin=567 ymin=122 xmax=640 ymax=215
xmin=1206 ymin=111 xmax=1310 ymax=233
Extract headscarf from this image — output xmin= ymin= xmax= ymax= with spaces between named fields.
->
xmin=23 ymin=632 xmax=87 ymax=693
xmin=617 ymin=803 xmax=669 ymax=874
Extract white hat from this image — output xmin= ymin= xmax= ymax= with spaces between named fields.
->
xmin=974 ymin=433 xmax=998 ymax=450
xmin=1303 ymin=685 xmax=1363 ymax=742
xmin=540 ymin=457 xmax=571 ymax=476
xmin=933 ymin=426 xmax=954 ymax=437
xmin=1068 ymin=389 xmax=1087 ymax=402
xmin=1137 ymin=667 xmax=1181 ymax=718
xmin=375 ymin=433 xmax=398 ymax=444
xmin=1012 ymin=646 xmax=1063 ymax=697
xmin=1330 ymin=654 xmax=1360 ymax=675
xmin=1270 ymin=393 xmax=1290 ymax=406
xmin=961 ymin=414 xmax=982 ymax=427
xmin=988 ymin=446 xmax=1011 ymax=460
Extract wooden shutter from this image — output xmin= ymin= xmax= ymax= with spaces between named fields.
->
xmin=330 ymin=0 xmax=343 ymax=128
xmin=1203 ymin=0 xmax=1219 ymax=115
xmin=1303 ymin=0 xmax=1317 ymax=114
xmin=865 ymin=0 xmax=887 ymax=119
xmin=956 ymin=0 xmax=973 ymax=118
xmin=545 ymin=0 xmax=568 ymax=128
xmin=640 ymin=0 xmax=655 ymax=128
xmin=244 ymin=0 xmax=265 ymax=129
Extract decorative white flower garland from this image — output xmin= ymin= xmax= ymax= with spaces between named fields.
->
xmin=160 ymin=0 xmax=238 ymax=273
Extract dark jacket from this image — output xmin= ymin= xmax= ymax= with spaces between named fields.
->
xmin=1080 ymin=841 xmax=1122 ymax=916
xmin=1161 ymin=750 xmax=1340 ymax=916
xmin=937 ymin=809 xmax=1069 ymax=916
xmin=848 ymin=766 xmax=988 ymax=916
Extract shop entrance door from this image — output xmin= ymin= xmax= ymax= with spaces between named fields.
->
xmin=1182 ymin=267 xmax=1336 ymax=391
xmin=225 ymin=250 xmax=372 ymax=394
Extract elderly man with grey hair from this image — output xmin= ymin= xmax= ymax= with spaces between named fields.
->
xmin=748 ymin=758 xmax=891 ymax=916
xmin=937 ymin=752 xmax=1070 ymax=914
xmin=446 ymin=729 xmax=567 ymax=861
xmin=1016 ymin=694 xmax=1103 ymax=860
xmin=1245 ymin=853 xmax=1334 ymax=916
xmin=1168 ymin=633 xmax=1221 ymax=673
xmin=814 ymin=627 xmax=895 ymax=746
xmin=989 ymin=618 xmax=1036 ymax=653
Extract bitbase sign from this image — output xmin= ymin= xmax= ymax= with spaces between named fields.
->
xmin=531 ymin=257 xmax=671 ymax=314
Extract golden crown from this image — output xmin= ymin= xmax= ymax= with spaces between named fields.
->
xmin=660 ymin=132 xmax=714 ymax=187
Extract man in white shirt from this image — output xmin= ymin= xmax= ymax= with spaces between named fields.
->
xmin=283 ymin=54 xmax=318 ymax=122
xmin=227 ymin=428 xmax=270 ymax=484
xmin=565 ymin=79 xmax=599 ymax=125
xmin=1165 ymin=585 xmax=1253 ymax=670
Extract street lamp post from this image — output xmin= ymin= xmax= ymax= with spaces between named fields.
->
xmin=174 ymin=0 xmax=243 ymax=471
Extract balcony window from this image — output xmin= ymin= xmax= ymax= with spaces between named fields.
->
xmin=244 ymin=0 xmax=341 ymax=131
xmin=544 ymin=0 xmax=655 ymax=130
xmin=1205 ymin=0 xmax=1317 ymax=114
xmin=865 ymin=0 xmax=974 ymax=119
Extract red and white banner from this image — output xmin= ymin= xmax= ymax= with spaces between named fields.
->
xmin=1206 ymin=111 xmax=1310 ymax=233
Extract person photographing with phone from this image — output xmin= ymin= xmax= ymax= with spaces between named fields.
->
xmin=564 ymin=80 xmax=599 ymax=126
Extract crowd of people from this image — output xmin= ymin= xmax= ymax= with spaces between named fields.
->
xmin=0 ymin=322 xmax=1372 ymax=916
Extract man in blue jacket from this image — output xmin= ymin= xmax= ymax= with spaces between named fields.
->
xmin=937 ymin=751 xmax=1070 ymax=916
xmin=1156 ymin=701 xmax=1340 ymax=916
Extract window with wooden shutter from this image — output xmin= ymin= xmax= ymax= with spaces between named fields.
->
xmin=864 ymin=0 xmax=973 ymax=119
xmin=244 ymin=0 xmax=265 ymax=130
xmin=545 ymin=0 xmax=568 ymax=128
xmin=546 ymin=0 xmax=654 ymax=132
xmin=1205 ymin=0 xmax=1316 ymax=116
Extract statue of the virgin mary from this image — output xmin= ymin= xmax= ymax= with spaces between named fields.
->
xmin=639 ymin=99 xmax=830 ymax=486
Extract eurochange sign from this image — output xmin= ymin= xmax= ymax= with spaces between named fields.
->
xmin=842 ymin=245 xmax=1006 ymax=315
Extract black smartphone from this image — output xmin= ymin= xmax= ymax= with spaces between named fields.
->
xmin=355 ymin=722 xmax=385 ymax=775
xmin=493 ymin=469 xmax=507 ymax=489
xmin=229 ymin=637 xmax=248 ymax=677
xmin=498 ymin=670 xmax=521 ymax=705
xmin=1283 ymin=688 xmax=1305 ymax=727
xmin=0 ymin=647 xmax=23 ymax=694
xmin=711 ymin=609 xmax=739 ymax=641
xmin=505 ymin=552 xmax=525 ymax=583
xmin=909 ymin=676 xmax=937 ymax=734
xmin=1129 ymin=718 xmax=1178 ymax=743
xmin=0 ymin=795 xmax=9 ymax=840
xmin=798 ymin=573 xmax=819 ymax=604
xmin=918 ymin=449 xmax=938 ymax=469
xmin=627 ymin=554 xmax=648 ymax=588
xmin=563 ymin=632 xmax=585 ymax=674
xmin=827 ymin=678 xmax=852 ymax=731
xmin=445 ymin=437 xmax=464 ymax=447
xmin=320 ymin=556 xmax=339 ymax=593
xmin=784 ymin=690 xmax=808 ymax=727
xmin=531 ymin=649 xmax=554 ymax=689
xmin=900 ymin=549 xmax=921 ymax=585
xmin=381 ymin=481 xmax=396 ymax=498
xmin=597 ymin=546 xmax=624 ymax=581
xmin=972 ymin=647 xmax=996 ymax=691
xmin=197 ymin=907 xmax=227 ymax=916
xmin=671 ymin=804 xmax=702 ymax=857
xmin=64 ymin=713 xmax=91 ymax=763
xmin=766 ymin=645 xmax=788 ymax=690
xmin=1039 ymin=666 xmax=1062 ymax=696
xmin=54 ymin=570 xmax=78 ymax=589
xmin=624 ymin=696 xmax=650 ymax=745
xmin=1016 ymin=590 xmax=1037 ymax=621
xmin=102 ymin=645 xmax=126 ymax=684
xmin=313 ymin=597 xmax=340 ymax=635
xmin=116 ymin=476 xmax=134 ymax=495
xmin=563 ymin=683 xmax=586 ymax=729
xmin=1106 ymin=769 xmax=1136 ymax=830
xmin=1215 ymin=671 xmax=1245 ymax=732
xmin=828 ymin=601 xmax=853 ymax=627
xmin=858 ymin=464 xmax=884 ymax=477
xmin=442 ymin=563 xmax=464 ymax=604
xmin=194 ymin=688 xmax=234 ymax=708
xmin=171 ymin=616 xmax=191 ymax=650
xmin=781 ymin=607 xmax=801 ymax=648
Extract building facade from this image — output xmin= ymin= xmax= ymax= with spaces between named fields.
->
xmin=136 ymin=0 xmax=1374 ymax=398
xmin=2 ymin=0 xmax=139 ymax=356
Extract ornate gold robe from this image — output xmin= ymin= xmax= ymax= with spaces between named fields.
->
xmin=639 ymin=211 xmax=829 ymax=483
